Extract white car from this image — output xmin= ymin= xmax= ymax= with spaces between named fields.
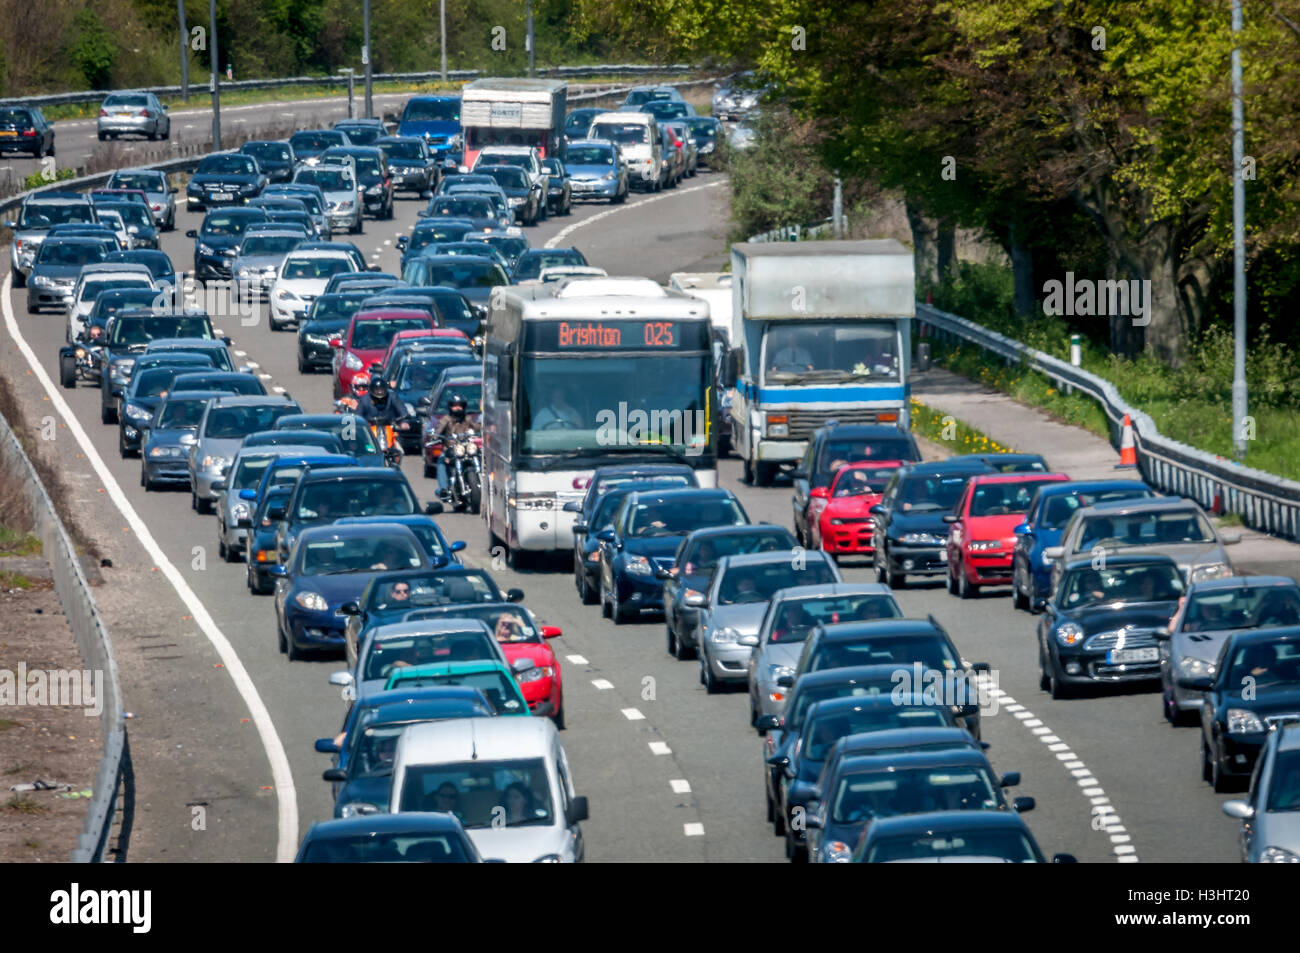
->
xmin=268 ymin=249 xmax=357 ymax=329
xmin=92 ymin=208 xmax=133 ymax=250
xmin=471 ymin=146 xmax=550 ymax=213
xmin=292 ymin=163 xmax=363 ymax=235
xmin=536 ymin=265 xmax=607 ymax=284
xmin=389 ymin=717 xmax=588 ymax=863
xmin=66 ymin=264 xmax=156 ymax=342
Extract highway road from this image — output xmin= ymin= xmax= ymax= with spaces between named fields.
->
xmin=0 ymin=155 xmax=1246 ymax=864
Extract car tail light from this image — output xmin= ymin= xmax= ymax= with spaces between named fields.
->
xmin=99 ymin=109 xmax=108 ymax=117
xmin=810 ymin=487 xmax=830 ymax=499
xmin=138 ymin=109 xmax=150 ymax=117
xmin=21 ymin=129 xmax=35 ymax=137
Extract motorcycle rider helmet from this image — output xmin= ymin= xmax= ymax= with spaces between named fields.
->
xmin=448 ymin=393 xmax=468 ymax=421
xmin=370 ymin=378 xmax=390 ymax=401
xmin=351 ymin=372 xmax=371 ymax=397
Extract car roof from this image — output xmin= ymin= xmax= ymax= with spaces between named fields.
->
xmin=1061 ymin=552 xmax=1180 ymax=572
xmin=1276 ymin=722 xmax=1300 ymax=753
xmin=149 ymin=337 xmax=221 ymax=348
xmin=1034 ymin=480 xmax=1151 ymax=497
xmin=1223 ymin=626 xmax=1300 ymax=648
xmin=398 ymin=715 xmax=554 ymax=764
xmin=966 ymin=472 xmax=1069 ymax=486
xmin=1187 ymin=576 xmax=1300 ymax=593
xmin=297 ymin=522 xmax=421 ymax=543
xmin=773 ymin=582 xmax=893 ymax=600
xmin=900 ymin=459 xmax=994 ymax=476
xmin=864 ymin=810 xmax=1030 ymax=837
xmin=838 ymin=746 xmax=989 ymax=774
xmin=299 ymin=465 xmax=406 ymax=483
xmin=1080 ymin=496 xmax=1194 ymax=514
xmin=815 ymin=619 xmax=943 ymax=641
xmin=627 ymin=487 xmax=735 ymax=505
xmin=306 ymin=812 xmax=466 ymax=839
xmin=832 ymin=726 xmax=980 ymax=755
xmin=370 ymin=618 xmax=493 ymax=640
xmin=794 ymin=665 xmax=906 ymax=690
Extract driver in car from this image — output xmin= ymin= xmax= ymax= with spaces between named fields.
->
xmin=532 ymin=384 xmax=583 ymax=430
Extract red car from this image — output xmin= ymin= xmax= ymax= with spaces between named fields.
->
xmin=814 ymin=460 xmax=904 ymax=560
xmin=378 ymin=327 xmax=470 ymax=384
xmin=331 ymin=308 xmax=435 ymax=398
xmin=944 ymin=472 xmax=1071 ymax=598
xmin=496 ymin=616 xmax=566 ymax=728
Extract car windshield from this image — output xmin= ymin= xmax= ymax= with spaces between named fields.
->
xmin=283 ymin=256 xmax=353 ymax=280
xmin=104 ymin=204 xmax=152 ymax=228
xmin=300 ymin=535 xmax=422 ymax=575
xmin=687 ymin=118 xmax=718 ymax=138
xmin=242 ymin=143 xmax=290 ymax=162
xmin=832 ymin=763 xmax=1001 ymax=824
xmin=484 ymin=167 xmax=530 ymax=190
xmin=766 ymin=322 xmax=899 ymax=381
xmin=768 ymin=594 xmax=902 ymax=643
xmin=364 ymin=631 xmax=497 ymax=682
xmin=198 ymin=155 xmax=256 ymax=175
xmin=80 ymin=276 xmax=151 ymax=302
xmin=18 ymin=203 xmax=94 ymax=228
xmin=109 ymin=316 xmax=211 ymax=345
xmin=241 ymin=235 xmax=300 ymax=256
xmin=203 ymin=405 xmax=295 ymax=439
xmin=297 ymin=168 xmax=354 ymax=191
xmin=398 ymin=758 xmax=552 ymax=827
xmin=403 ymin=100 xmax=460 ymax=122
xmin=1183 ymin=586 xmax=1300 ymax=633
xmin=1076 ymin=509 xmax=1217 ymax=550
xmin=626 ymin=498 xmax=746 ymax=538
xmin=176 ymin=375 xmax=262 ymax=396
xmin=368 ymin=571 xmax=500 ymax=612
xmin=296 ymin=480 xmax=417 ymax=521
xmin=1266 ymin=750 xmax=1300 ymax=812
xmin=153 ymin=345 xmax=231 ymax=371
xmin=1060 ymin=562 xmax=1185 ymax=608
xmin=896 ymin=474 xmax=973 ymax=513
xmin=158 ymin=399 xmax=209 ymax=428
xmin=513 ymin=251 xmax=585 ymax=280
xmin=202 ymin=213 xmax=260 ymax=237
xmin=789 ymin=681 xmax=892 ymax=729
xmin=411 ymin=226 xmax=472 ymax=250
xmin=807 ymin=708 xmax=950 ymax=761
xmin=408 ymin=605 xmax=543 ymax=646
xmin=302 ymin=830 xmax=470 ymax=863
xmin=290 ymin=132 xmax=342 ymax=154
xmin=867 ymin=830 xmax=1037 ymax=863
xmin=352 ymin=318 xmax=430 ymax=351
xmin=467 ymin=235 xmax=528 ymax=260
xmin=430 ymin=292 xmax=475 ymax=327
xmin=566 ymin=144 xmax=615 ymax=165
xmin=37 ymin=242 xmax=104 ymax=266
xmin=813 ymin=634 xmax=960 ymax=673
xmin=382 ymin=140 xmax=425 ymax=160
xmin=645 ymin=102 xmax=690 ymax=119
xmin=832 ymin=467 xmax=898 ymax=497
xmin=131 ymin=369 xmax=176 ymax=398
xmin=283 ymin=416 xmax=379 ymax=456
xmin=279 ymin=192 xmax=323 ymax=215
xmin=591 ymin=122 xmax=647 ymax=145
xmin=717 ymin=561 xmax=837 ymax=605
xmin=394 ymin=356 xmax=462 ymax=391
xmin=431 ymin=197 xmax=493 ymax=219
xmin=230 ymin=456 xmax=275 ymax=490
xmin=968 ymin=479 xmax=1063 ymax=517
xmin=417 ymin=260 xmax=505 ymax=287
xmin=1224 ymin=640 xmax=1300 ymax=695
xmin=109 ymin=173 xmax=164 ymax=191
xmin=1038 ymin=488 xmax=1152 ymax=530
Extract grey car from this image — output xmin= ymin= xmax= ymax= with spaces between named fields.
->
xmin=231 ymin=228 xmax=305 ymax=300
xmin=213 ymin=445 xmax=324 ymax=562
xmin=107 ymin=168 xmax=177 ymax=230
xmin=6 ymin=194 xmax=97 ymax=286
xmin=696 ymin=551 xmax=841 ymax=694
xmin=1222 ymin=720 xmax=1300 ymax=862
xmin=664 ymin=121 xmax=698 ymax=178
xmin=1158 ymin=576 xmax=1300 ymax=725
xmin=292 ymin=164 xmax=363 ymax=234
xmin=342 ymin=618 xmax=510 ymax=701
xmin=1046 ymin=496 xmax=1240 ymax=595
xmin=746 ymin=583 xmax=903 ymax=729
xmin=187 ymin=395 xmax=303 ymax=513
xmin=141 ymin=391 xmax=224 ymax=491
xmin=97 ymin=91 xmax=170 ymax=141
xmin=26 ymin=238 xmax=106 ymax=313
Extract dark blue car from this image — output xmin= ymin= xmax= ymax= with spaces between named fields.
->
xmin=272 ymin=413 xmax=387 ymax=467
xmin=1011 ymin=479 xmax=1155 ymax=611
xmin=849 ymin=810 xmax=1068 ymax=863
xmin=596 ymin=487 xmax=749 ymax=624
xmin=334 ymin=514 xmax=467 ymax=567
xmin=273 ymin=523 xmax=429 ymax=660
xmin=245 ymin=484 xmax=295 ymax=595
xmin=295 ymin=812 xmax=483 ymax=863
xmin=244 ymin=453 xmax=358 ymax=519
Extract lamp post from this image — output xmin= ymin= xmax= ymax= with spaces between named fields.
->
xmin=209 ymin=0 xmax=221 ymax=149
xmin=362 ymin=0 xmax=373 ymax=119
xmin=339 ymin=69 xmax=355 ymax=120
xmin=178 ymin=0 xmax=189 ymax=103
xmin=1231 ymin=0 xmax=1248 ymax=461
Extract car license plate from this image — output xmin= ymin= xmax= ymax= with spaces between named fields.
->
xmin=1108 ymin=647 xmax=1158 ymax=664
xmin=209 ymin=193 xmax=232 ymax=202
xmin=117 ymin=112 xmax=134 ymax=118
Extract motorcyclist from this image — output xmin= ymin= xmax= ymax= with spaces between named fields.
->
xmin=337 ymin=372 xmax=369 ymax=414
xmin=355 ymin=377 xmax=408 ymax=427
xmin=434 ymin=392 xmax=476 ymax=500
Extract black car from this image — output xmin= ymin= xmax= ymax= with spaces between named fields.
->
xmin=539 ymin=158 xmax=573 ymax=216
xmin=870 ymin=458 xmax=995 ymax=589
xmin=376 ymin=136 xmax=439 ymax=197
xmin=117 ymin=364 xmax=199 ymax=457
xmin=685 ymin=117 xmax=721 ymax=167
xmin=25 ymin=238 xmax=106 ymax=313
xmin=0 ymin=105 xmax=54 ymax=157
xmin=419 ymin=286 xmax=480 ymax=339
xmin=420 ymin=194 xmax=504 ymax=231
xmin=321 ymin=146 xmax=394 ymax=219
xmin=792 ymin=423 xmax=922 ymax=548
xmin=662 ymin=524 xmax=796 ymax=659
xmin=239 ymin=140 xmax=297 ymax=183
xmin=511 ymin=247 xmax=588 ymax=283
xmin=1186 ymin=626 xmax=1300 ymax=791
xmin=951 ymin=452 xmax=1049 ymax=473
xmin=333 ymin=120 xmax=385 ymax=147
xmin=186 ymin=153 xmax=268 ymax=212
xmin=1037 ymin=554 xmax=1185 ymax=699
xmin=98 ymin=201 xmax=160 ymax=251
xmin=186 ymin=207 xmax=269 ymax=283
xmin=564 ymin=107 xmax=604 ymax=141
xmin=474 ymin=164 xmax=543 ymax=226
xmin=297 ymin=290 xmax=375 ymax=373
xmin=98 ymin=311 xmax=219 ymax=422
xmin=289 ymin=129 xmax=352 ymax=164
xmin=295 ymin=812 xmax=483 ymax=863
xmin=401 ymin=256 xmax=508 ymax=320
xmin=398 ymin=218 xmax=477 ymax=267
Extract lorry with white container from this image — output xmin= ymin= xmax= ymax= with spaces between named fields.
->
xmin=460 ymin=78 xmax=567 ymax=172
xmin=725 ymin=240 xmax=914 ymax=485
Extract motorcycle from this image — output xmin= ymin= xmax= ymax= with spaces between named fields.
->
xmin=440 ymin=431 xmax=483 ymax=514
xmin=371 ymin=418 xmax=405 ymax=469
xmin=58 ymin=330 xmax=106 ymax=389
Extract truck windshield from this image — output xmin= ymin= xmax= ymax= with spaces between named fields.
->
xmin=764 ymin=322 xmax=899 ymax=382
xmin=520 ymin=354 xmax=710 ymax=456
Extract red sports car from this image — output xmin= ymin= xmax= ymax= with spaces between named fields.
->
xmin=814 ymin=460 xmax=904 ymax=560
xmin=944 ymin=471 xmax=1071 ymax=598
xmin=494 ymin=613 xmax=566 ymax=729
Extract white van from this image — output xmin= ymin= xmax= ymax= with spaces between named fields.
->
xmin=389 ymin=717 xmax=588 ymax=862
xmin=586 ymin=112 xmax=664 ymax=192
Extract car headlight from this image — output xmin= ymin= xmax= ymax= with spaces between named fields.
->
xmin=769 ymin=664 xmax=795 ymax=682
xmin=339 ymin=802 xmax=381 ymax=818
xmin=149 ymin=446 xmax=181 ymax=457
xmin=602 ymin=171 xmax=616 ymax=181
xmin=1055 ymin=622 xmax=1085 ymax=647
xmin=197 ymin=243 xmax=215 ymax=255
xmin=508 ymin=197 xmax=525 ymax=206
xmin=823 ymin=840 xmax=852 ymax=863
xmin=124 ymin=404 xmax=152 ymax=421
xmin=1261 ymin=846 xmax=1300 ymax=863
xmin=1191 ymin=563 xmax=1233 ymax=583
xmin=295 ymin=591 xmax=329 ymax=611
xmin=276 ymin=289 xmax=299 ymax=302
xmin=968 ymin=540 xmax=1001 ymax=552
xmin=713 ymin=626 xmax=741 ymax=644
xmin=625 ymin=555 xmax=652 ymax=575
xmin=231 ymin=502 xmax=251 ymax=522
xmin=365 ymin=185 xmax=381 ymax=195
xmin=1177 ymin=656 xmax=1216 ymax=679
xmin=112 ymin=359 xmax=135 ymax=377
xmin=201 ymin=455 xmax=228 ymax=470
xmin=338 ymin=200 xmax=355 ymax=210
xmin=74 ymin=348 xmax=87 ymax=359
xmin=1226 ymin=708 xmax=1265 ymax=734
xmin=304 ymin=333 xmax=329 ymax=344
xmin=344 ymin=351 xmax=363 ymax=371
xmin=533 ymin=853 xmax=562 ymax=863
xmin=517 ymin=665 xmax=555 ymax=683
xmin=900 ymin=532 xmax=942 ymax=545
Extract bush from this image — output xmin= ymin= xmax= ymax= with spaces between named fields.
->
xmin=23 ymin=167 xmax=75 ymax=191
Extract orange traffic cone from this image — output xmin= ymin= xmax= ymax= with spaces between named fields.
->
xmin=1115 ymin=413 xmax=1137 ymax=468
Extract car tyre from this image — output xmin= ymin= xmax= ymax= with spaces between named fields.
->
xmin=1047 ymin=654 xmax=1073 ymax=700
xmin=1201 ymin=732 xmax=1214 ymax=783
xmin=946 ymin=563 xmax=959 ymax=594
xmin=610 ymin=585 xmax=632 ymax=625
xmin=701 ymin=652 xmax=721 ymax=694
xmin=59 ymin=355 xmax=77 ymax=389
xmin=600 ymin=579 xmax=613 ymax=619
xmin=1013 ymin=568 xmax=1030 ymax=611
xmin=552 ymin=705 xmax=565 ymax=731
xmin=957 ymin=564 xmax=975 ymax=599
xmin=579 ymin=569 xmax=597 ymax=606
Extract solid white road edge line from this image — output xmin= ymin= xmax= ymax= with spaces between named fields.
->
xmin=544 ymin=179 xmax=727 ymax=249
xmin=1 ymin=272 xmax=299 ymax=863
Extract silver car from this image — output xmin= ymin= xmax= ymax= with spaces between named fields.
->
xmin=696 ymin=551 xmax=841 ymax=694
xmin=213 ymin=446 xmax=322 ymax=562
xmin=1159 ymin=576 xmax=1300 ymax=724
xmin=5 ymin=194 xmax=96 ymax=285
xmin=187 ymin=396 xmax=302 ymax=514
xmin=746 ymin=583 xmax=902 ymax=729
xmin=231 ymin=228 xmax=305 ymax=301
xmin=107 ymin=168 xmax=177 ymax=230
xmin=292 ymin=163 xmax=362 ymax=234
xmin=1045 ymin=496 xmax=1240 ymax=595
xmin=1223 ymin=720 xmax=1300 ymax=862
xmin=97 ymin=91 xmax=170 ymax=141
xmin=337 ymin=618 xmax=510 ymax=702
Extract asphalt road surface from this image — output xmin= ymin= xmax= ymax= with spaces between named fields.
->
xmin=0 ymin=164 xmax=1245 ymax=863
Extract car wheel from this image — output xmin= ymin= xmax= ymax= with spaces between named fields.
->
xmin=772 ymin=791 xmax=787 ymax=835
xmin=874 ymin=549 xmax=887 ymax=584
xmin=766 ymin=787 xmax=776 ymax=823
xmin=286 ymin=624 xmax=302 ymax=661
xmin=1201 ymin=732 xmax=1214 ymax=783
xmin=701 ymin=653 xmax=721 ymax=694
xmin=958 ymin=565 xmax=975 ymax=600
xmin=579 ymin=569 xmax=598 ymax=606
xmin=218 ymin=537 xmax=228 ymax=561
xmin=12 ymin=270 xmax=25 ymax=289
xmin=278 ymin=622 xmax=288 ymax=655
xmin=1038 ymin=642 xmax=1051 ymax=691
xmin=552 ymin=704 xmax=565 ymax=731
xmin=1209 ymin=736 xmax=1232 ymax=792
xmin=946 ymin=562 xmax=958 ymax=594
xmin=666 ymin=623 xmax=678 ymax=658
xmin=600 ymin=579 xmax=612 ymax=619
xmin=1048 ymin=654 xmax=1072 ymax=700
xmin=223 ymin=539 xmax=240 ymax=564
xmin=1162 ymin=683 xmax=1181 ymax=725
xmin=118 ymin=428 xmax=132 ymax=458
xmin=754 ymin=461 xmax=777 ymax=487
xmin=610 ymin=585 xmax=632 ymax=625
xmin=886 ymin=555 xmax=905 ymax=590
xmin=101 ymin=399 xmax=116 ymax=425
xmin=1013 ymin=567 xmax=1030 ymax=611
xmin=59 ymin=355 xmax=77 ymax=389
xmin=26 ymin=295 xmax=38 ymax=315
xmin=98 ymin=132 xmax=106 ymax=142
xmin=786 ymin=826 xmax=807 ymax=863
xmin=140 ymin=468 xmax=150 ymax=491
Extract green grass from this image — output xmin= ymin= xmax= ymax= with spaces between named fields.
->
xmin=0 ymin=570 xmax=33 ymax=590
xmin=909 ymin=397 xmax=1017 ymax=454
xmin=5 ymin=795 xmax=49 ymax=815
xmin=0 ymin=527 xmax=41 ymax=557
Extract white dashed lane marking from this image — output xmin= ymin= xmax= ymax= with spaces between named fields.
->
xmin=670 ymin=779 xmax=691 ymax=794
xmin=621 ymin=708 xmax=644 ymax=721
xmin=648 ymin=742 xmax=671 ymax=756
xmin=591 ymin=678 xmax=614 ymax=690
xmin=566 ymin=654 xmax=588 ymax=665
xmin=683 ymin=823 xmax=704 ymax=837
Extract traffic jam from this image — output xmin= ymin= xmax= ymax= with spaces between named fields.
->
xmin=8 ymin=72 xmax=1299 ymax=868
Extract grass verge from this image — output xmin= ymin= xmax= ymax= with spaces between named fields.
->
xmin=909 ymin=397 xmax=1016 ymax=454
